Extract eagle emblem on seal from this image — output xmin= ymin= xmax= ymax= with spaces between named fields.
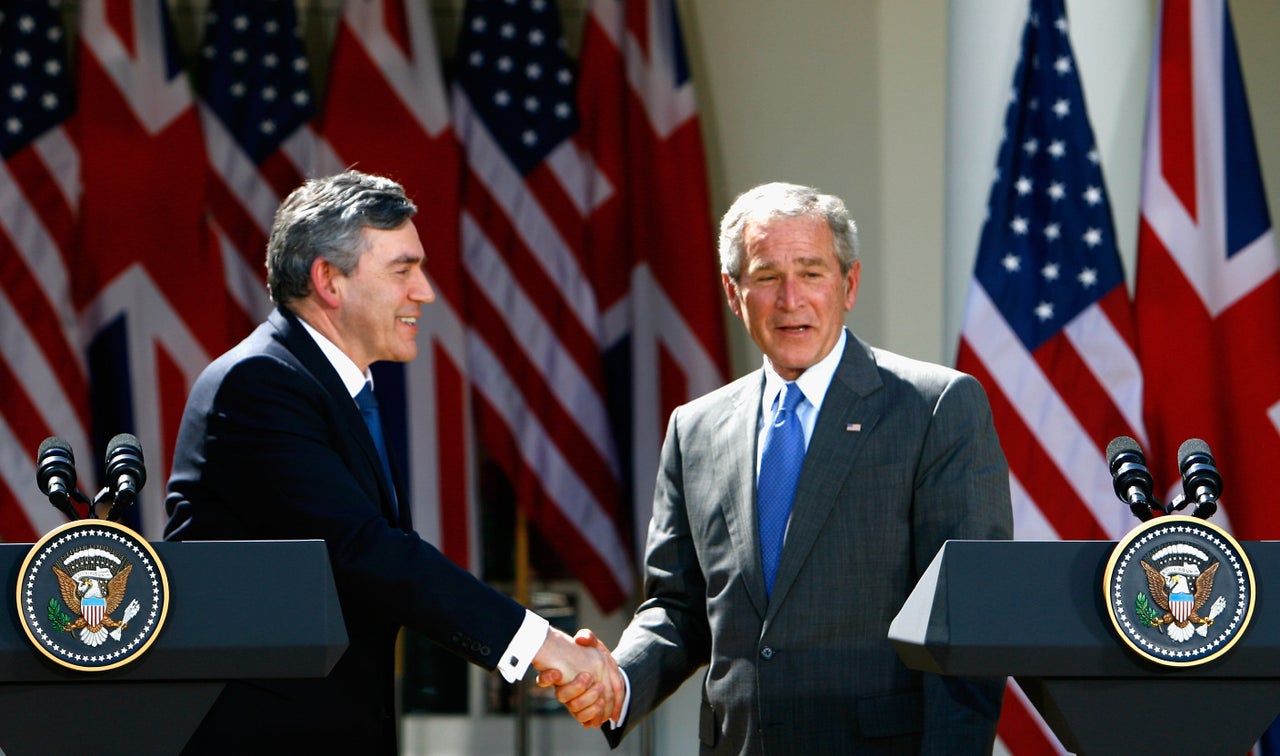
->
xmin=51 ymin=558 xmax=140 ymax=648
xmin=1139 ymin=559 xmax=1225 ymax=643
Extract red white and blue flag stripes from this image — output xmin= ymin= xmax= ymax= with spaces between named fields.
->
xmin=0 ymin=1 xmax=728 ymax=619
xmin=318 ymin=0 xmax=474 ymax=570
xmin=577 ymin=0 xmax=730 ymax=556
xmin=0 ymin=0 xmax=84 ymax=541
xmin=1134 ymin=0 xmax=1280 ymax=538
xmin=956 ymin=0 xmax=1141 ymax=751
xmin=1133 ymin=5 xmax=1280 ymax=748
xmin=71 ymin=0 xmax=234 ymax=540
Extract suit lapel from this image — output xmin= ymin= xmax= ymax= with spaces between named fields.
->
xmin=716 ymin=372 xmax=770 ymax=619
xmin=767 ymin=332 xmax=884 ymax=612
xmin=271 ymin=308 xmax=402 ymax=523
xmin=272 ymin=308 xmax=347 ymax=401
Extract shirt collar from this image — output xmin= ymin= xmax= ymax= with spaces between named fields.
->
xmin=761 ymin=329 xmax=847 ymax=416
xmin=297 ymin=317 xmax=373 ymax=399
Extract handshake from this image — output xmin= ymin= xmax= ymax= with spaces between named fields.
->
xmin=531 ymin=627 xmax=624 ymax=729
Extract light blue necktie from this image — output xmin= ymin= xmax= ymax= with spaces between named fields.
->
xmin=356 ymin=382 xmax=398 ymax=518
xmin=758 ymin=382 xmax=806 ymax=597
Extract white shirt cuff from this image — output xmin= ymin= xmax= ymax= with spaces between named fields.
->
xmin=606 ymin=666 xmax=632 ymax=729
xmin=497 ymin=610 xmax=550 ymax=683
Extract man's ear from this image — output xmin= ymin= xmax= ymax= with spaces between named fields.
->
xmin=722 ymin=272 xmax=743 ymax=318
xmin=843 ymin=259 xmax=861 ymax=312
xmin=310 ymin=258 xmax=342 ymax=309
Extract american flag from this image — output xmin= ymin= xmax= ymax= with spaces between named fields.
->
xmin=317 ymin=0 xmax=473 ymax=568
xmin=954 ymin=0 xmax=1142 ymax=751
xmin=452 ymin=0 xmax=633 ymax=611
xmin=1 ymin=0 xmax=727 ymax=618
xmin=1134 ymin=0 xmax=1280 ymax=536
xmin=71 ymin=0 xmax=236 ymax=541
xmin=0 ymin=0 xmax=84 ymax=541
xmin=577 ymin=0 xmax=730 ymax=556
xmin=196 ymin=0 xmax=321 ymax=327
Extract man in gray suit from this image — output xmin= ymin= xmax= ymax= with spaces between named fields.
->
xmin=547 ymin=182 xmax=1012 ymax=753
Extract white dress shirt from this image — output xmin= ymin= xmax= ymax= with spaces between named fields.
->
xmin=298 ymin=318 xmax=548 ymax=683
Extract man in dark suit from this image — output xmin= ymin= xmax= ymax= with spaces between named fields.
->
xmin=546 ymin=182 xmax=1012 ymax=753
xmin=165 ymin=170 xmax=620 ymax=753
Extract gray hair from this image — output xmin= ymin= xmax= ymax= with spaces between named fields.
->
xmin=717 ymin=182 xmax=859 ymax=280
xmin=266 ymin=170 xmax=418 ymax=306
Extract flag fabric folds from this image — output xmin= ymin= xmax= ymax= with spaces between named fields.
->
xmin=0 ymin=0 xmax=83 ymax=541
xmin=1134 ymin=0 xmax=1280 ymax=537
xmin=958 ymin=0 xmax=1142 ymax=547
xmin=197 ymin=0 xmax=320 ymax=328
xmin=577 ymin=0 xmax=730 ymax=555
xmin=0 ymin=0 xmax=726 ymax=619
xmin=452 ymin=0 xmax=633 ymax=611
xmin=448 ymin=0 xmax=728 ymax=611
xmin=318 ymin=0 xmax=474 ymax=569
xmin=1133 ymin=6 xmax=1280 ymax=746
xmin=72 ymin=0 xmax=233 ymax=540
xmin=955 ymin=0 xmax=1142 ymax=751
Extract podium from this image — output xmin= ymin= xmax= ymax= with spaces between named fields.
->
xmin=889 ymin=540 xmax=1280 ymax=755
xmin=0 ymin=539 xmax=347 ymax=754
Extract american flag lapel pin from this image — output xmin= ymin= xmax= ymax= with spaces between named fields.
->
xmin=846 ymin=422 xmax=861 ymax=432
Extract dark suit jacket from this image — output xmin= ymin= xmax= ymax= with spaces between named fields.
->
xmin=165 ymin=307 xmax=525 ymax=753
xmin=608 ymin=331 xmax=1012 ymax=755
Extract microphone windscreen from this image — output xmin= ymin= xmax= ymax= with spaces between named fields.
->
xmin=106 ymin=433 xmax=143 ymax=460
xmin=38 ymin=436 xmax=73 ymax=459
xmin=1106 ymin=435 xmax=1143 ymax=467
xmin=1177 ymin=438 xmax=1212 ymax=464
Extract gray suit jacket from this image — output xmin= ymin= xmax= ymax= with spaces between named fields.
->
xmin=610 ymin=331 xmax=1012 ymax=754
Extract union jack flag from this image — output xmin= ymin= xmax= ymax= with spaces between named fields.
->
xmin=1132 ymin=5 xmax=1280 ymax=747
xmin=65 ymin=0 xmax=234 ymax=541
xmin=1 ymin=0 xmax=728 ymax=621
xmin=318 ymin=0 xmax=473 ymax=568
xmin=1134 ymin=0 xmax=1280 ymax=536
xmin=955 ymin=0 xmax=1139 ymax=751
xmin=577 ymin=0 xmax=730 ymax=556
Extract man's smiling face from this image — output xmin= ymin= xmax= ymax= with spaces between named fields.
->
xmin=329 ymin=222 xmax=436 ymax=371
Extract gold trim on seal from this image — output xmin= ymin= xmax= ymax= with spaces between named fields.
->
xmin=15 ymin=519 xmax=170 ymax=672
xmin=1103 ymin=515 xmax=1255 ymax=668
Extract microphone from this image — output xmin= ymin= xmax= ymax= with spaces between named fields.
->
xmin=36 ymin=436 xmax=79 ymax=521
xmin=1177 ymin=438 xmax=1222 ymax=520
xmin=1106 ymin=436 xmax=1158 ymax=521
xmin=104 ymin=433 xmax=147 ymax=522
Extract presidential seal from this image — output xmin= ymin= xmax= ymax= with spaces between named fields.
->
xmin=15 ymin=519 xmax=169 ymax=672
xmin=1104 ymin=515 xmax=1254 ymax=667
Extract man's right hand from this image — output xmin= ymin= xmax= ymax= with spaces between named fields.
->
xmin=531 ymin=627 xmax=623 ymax=728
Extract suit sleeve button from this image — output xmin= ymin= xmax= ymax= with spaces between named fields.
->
xmin=760 ymin=647 xmax=774 ymax=660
